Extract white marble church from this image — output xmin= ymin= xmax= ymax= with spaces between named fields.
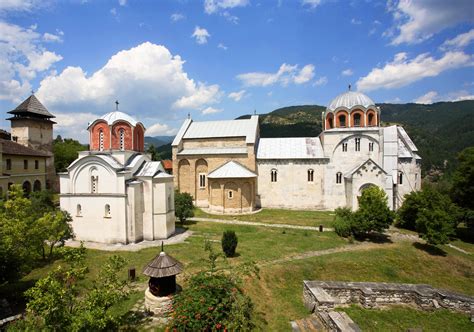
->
xmin=173 ymin=89 xmax=421 ymax=213
xmin=59 ymin=111 xmax=175 ymax=244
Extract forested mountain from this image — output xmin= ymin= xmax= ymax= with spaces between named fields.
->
xmin=238 ymin=100 xmax=474 ymax=175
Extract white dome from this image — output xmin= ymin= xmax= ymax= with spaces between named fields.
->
xmin=100 ymin=111 xmax=138 ymax=126
xmin=327 ymin=91 xmax=375 ymax=111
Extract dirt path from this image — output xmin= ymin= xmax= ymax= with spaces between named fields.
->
xmin=189 ymin=217 xmax=333 ymax=231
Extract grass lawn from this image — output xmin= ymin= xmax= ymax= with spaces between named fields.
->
xmin=194 ymin=207 xmax=335 ymax=227
xmin=8 ymin=219 xmax=474 ymax=331
xmin=339 ymin=305 xmax=473 ymax=332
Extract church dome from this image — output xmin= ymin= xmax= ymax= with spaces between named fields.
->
xmin=327 ymin=90 xmax=375 ymax=111
xmin=100 ymin=111 xmax=139 ymax=127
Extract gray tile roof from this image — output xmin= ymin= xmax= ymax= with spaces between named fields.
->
xmin=8 ymin=94 xmax=55 ymax=118
xmin=0 ymin=139 xmax=51 ymax=157
xmin=134 ymin=161 xmax=165 ymax=177
xmin=257 ymin=137 xmax=325 ymax=159
xmin=177 ymin=147 xmax=248 ymax=156
xmin=208 ymin=161 xmax=257 ymax=178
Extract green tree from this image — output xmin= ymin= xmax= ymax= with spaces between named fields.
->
xmin=14 ymin=246 xmax=131 ymax=331
xmin=222 ymin=230 xmax=238 ymax=257
xmin=451 ymin=147 xmax=474 ymax=229
xmin=174 ymin=190 xmax=194 ymax=223
xmin=37 ymin=211 xmax=74 ymax=259
xmin=351 ymin=186 xmax=394 ymax=235
xmin=146 ymin=144 xmax=160 ymax=161
xmin=53 ymin=137 xmax=87 ymax=172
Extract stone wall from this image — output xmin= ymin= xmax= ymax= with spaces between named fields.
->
xmin=303 ymin=280 xmax=474 ymax=315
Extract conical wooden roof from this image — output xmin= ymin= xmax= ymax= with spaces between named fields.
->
xmin=8 ymin=94 xmax=55 ymax=118
xmin=143 ymin=251 xmax=184 ymax=278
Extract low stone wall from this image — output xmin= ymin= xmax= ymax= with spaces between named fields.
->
xmin=303 ymin=280 xmax=474 ymax=315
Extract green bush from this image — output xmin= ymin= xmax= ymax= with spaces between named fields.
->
xmin=174 ymin=190 xmax=194 ymax=223
xmin=170 ymin=272 xmax=253 ymax=331
xmin=222 ymin=230 xmax=238 ymax=257
xmin=334 ymin=208 xmax=353 ymax=237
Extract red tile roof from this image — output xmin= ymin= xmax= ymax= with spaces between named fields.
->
xmin=0 ymin=139 xmax=51 ymax=157
xmin=161 ymin=159 xmax=173 ymax=170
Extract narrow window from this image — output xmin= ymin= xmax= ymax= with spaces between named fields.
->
xmin=271 ymin=169 xmax=278 ymax=182
xmin=354 ymin=113 xmax=361 ymax=127
xmin=399 ymin=172 xmax=403 ymax=185
xmin=99 ymin=129 xmax=104 ymax=151
xmin=368 ymin=113 xmax=374 ymax=126
xmin=369 ymin=142 xmax=374 ymax=152
xmin=199 ymin=173 xmax=206 ymax=188
xmin=355 ymin=138 xmax=361 ymax=152
xmin=104 ymin=204 xmax=111 ymax=218
xmin=119 ymin=129 xmax=125 ymax=150
xmin=77 ymin=204 xmax=82 ymax=217
xmin=336 ymin=172 xmax=342 ymax=184
xmin=91 ymin=176 xmax=98 ymax=193
xmin=342 ymin=142 xmax=348 ymax=152
xmin=168 ymin=195 xmax=171 ymax=211
xmin=328 ymin=118 xmax=333 ymax=129
xmin=24 ymin=160 xmax=28 ymax=169
xmin=35 ymin=160 xmax=39 ymax=169
xmin=339 ymin=115 xmax=346 ymax=127
xmin=308 ymin=169 xmax=314 ymax=182
xmin=228 ymin=190 xmax=233 ymax=199
xmin=6 ymin=159 xmax=11 ymax=170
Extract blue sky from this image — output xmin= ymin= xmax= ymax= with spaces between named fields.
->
xmin=0 ymin=0 xmax=473 ymax=142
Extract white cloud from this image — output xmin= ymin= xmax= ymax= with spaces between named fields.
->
xmin=0 ymin=21 xmax=63 ymax=102
xmin=43 ymin=32 xmax=63 ymax=43
xmin=294 ymin=64 xmax=315 ymax=84
xmin=204 ymin=0 xmax=249 ymax=14
xmin=414 ymin=91 xmax=438 ymax=104
xmin=302 ymin=0 xmax=322 ymax=9
xmin=313 ymin=76 xmax=328 ymax=86
xmin=53 ymin=111 xmax=99 ymax=140
xmin=440 ymin=29 xmax=474 ymax=51
xmin=110 ymin=7 xmax=117 ymax=16
xmin=237 ymin=63 xmax=315 ymax=87
xmin=357 ymin=51 xmax=473 ymax=92
xmin=342 ymin=68 xmax=353 ymax=76
xmin=118 ymin=0 xmax=127 ymax=6
xmin=351 ymin=18 xmax=361 ymax=25
xmin=217 ymin=43 xmax=228 ymax=50
xmin=36 ymin=42 xmax=221 ymax=114
xmin=387 ymin=0 xmax=474 ymax=45
xmin=228 ymin=90 xmax=246 ymax=101
xmin=192 ymin=26 xmax=210 ymax=44
xmin=201 ymin=106 xmax=222 ymax=115
xmin=0 ymin=0 xmax=48 ymax=12
xmin=145 ymin=122 xmax=178 ymax=136
xmin=170 ymin=13 xmax=185 ymax=22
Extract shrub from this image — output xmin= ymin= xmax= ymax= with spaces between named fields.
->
xmin=334 ymin=208 xmax=353 ymax=237
xmin=174 ymin=190 xmax=194 ymax=223
xmin=222 ymin=230 xmax=238 ymax=257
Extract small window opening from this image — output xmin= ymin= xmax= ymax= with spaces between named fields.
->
xmin=35 ymin=160 xmax=39 ymax=169
xmin=99 ymin=129 xmax=104 ymax=151
xmin=368 ymin=113 xmax=374 ymax=126
xmin=6 ymin=159 xmax=11 ymax=170
xmin=77 ymin=204 xmax=82 ymax=217
xmin=199 ymin=173 xmax=206 ymax=188
xmin=342 ymin=142 xmax=348 ymax=152
xmin=104 ymin=204 xmax=111 ymax=218
xmin=271 ymin=169 xmax=278 ymax=182
xmin=355 ymin=138 xmax=361 ymax=152
xmin=308 ymin=169 xmax=314 ymax=182
xmin=24 ymin=160 xmax=28 ymax=169
xmin=399 ymin=172 xmax=403 ymax=185
xmin=336 ymin=172 xmax=342 ymax=184
xmin=119 ymin=129 xmax=125 ymax=151
xmin=369 ymin=142 xmax=374 ymax=152
xmin=354 ymin=113 xmax=361 ymax=127
xmin=339 ymin=115 xmax=346 ymax=127
xmin=228 ymin=190 xmax=233 ymax=199
xmin=91 ymin=176 xmax=98 ymax=193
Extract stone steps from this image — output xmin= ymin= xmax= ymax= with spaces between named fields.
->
xmin=291 ymin=314 xmax=327 ymax=332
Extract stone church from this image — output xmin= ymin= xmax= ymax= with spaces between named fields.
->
xmin=173 ymin=89 xmax=421 ymax=213
xmin=60 ymin=110 xmax=175 ymax=244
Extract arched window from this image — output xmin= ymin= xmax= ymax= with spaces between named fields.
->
xmin=77 ymin=204 xmax=82 ymax=217
xmin=99 ymin=129 xmax=104 ymax=151
xmin=368 ymin=113 xmax=374 ymax=126
xmin=33 ymin=180 xmax=41 ymax=192
xmin=104 ymin=204 xmax=111 ymax=218
xmin=119 ymin=128 xmax=125 ymax=150
xmin=338 ymin=114 xmax=346 ymax=127
xmin=342 ymin=142 xmax=348 ymax=152
xmin=336 ymin=172 xmax=342 ymax=184
xmin=355 ymin=138 xmax=361 ymax=151
xmin=271 ymin=169 xmax=278 ymax=182
xmin=22 ymin=181 xmax=31 ymax=196
xmin=398 ymin=172 xmax=403 ymax=185
xmin=91 ymin=176 xmax=98 ymax=193
xmin=353 ymin=113 xmax=361 ymax=127
xmin=228 ymin=190 xmax=233 ymax=199
xmin=307 ymin=169 xmax=314 ymax=182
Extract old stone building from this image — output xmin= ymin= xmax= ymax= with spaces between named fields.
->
xmin=173 ymin=89 xmax=421 ymax=213
xmin=0 ymin=94 xmax=55 ymax=195
xmin=60 ymin=110 xmax=175 ymax=244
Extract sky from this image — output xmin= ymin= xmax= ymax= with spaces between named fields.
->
xmin=0 ymin=0 xmax=473 ymax=142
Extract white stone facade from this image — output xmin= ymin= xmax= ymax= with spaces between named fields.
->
xmin=60 ymin=112 xmax=175 ymax=244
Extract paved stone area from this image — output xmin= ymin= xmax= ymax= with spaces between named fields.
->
xmin=189 ymin=217 xmax=334 ymax=231
xmin=65 ymin=227 xmax=193 ymax=252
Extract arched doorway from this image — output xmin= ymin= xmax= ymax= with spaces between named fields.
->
xmin=33 ymin=180 xmax=41 ymax=192
xmin=359 ymin=183 xmax=376 ymax=195
xmin=23 ymin=181 xmax=32 ymax=195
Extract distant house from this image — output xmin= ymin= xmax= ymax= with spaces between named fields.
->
xmin=161 ymin=159 xmax=173 ymax=174
xmin=0 ymin=94 xmax=56 ymax=196
xmin=59 ymin=110 xmax=176 ymax=244
xmin=173 ymin=89 xmax=421 ymax=213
